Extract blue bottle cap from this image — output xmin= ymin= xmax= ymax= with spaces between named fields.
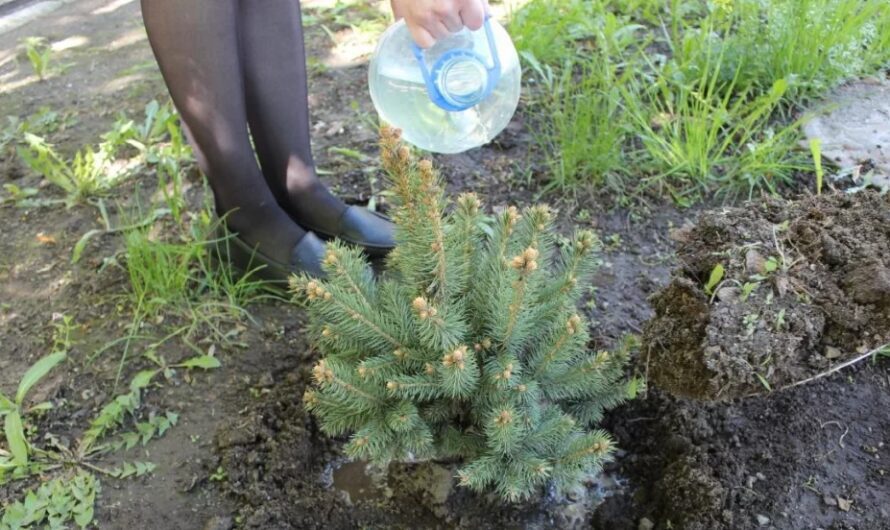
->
xmin=410 ymin=17 xmax=502 ymax=112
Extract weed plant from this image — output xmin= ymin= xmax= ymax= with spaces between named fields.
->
xmin=2 ymin=98 xmax=260 ymax=528
xmin=622 ymin=59 xmax=806 ymax=200
xmin=122 ymin=208 xmax=264 ymax=326
xmin=17 ymin=133 xmax=127 ymax=206
xmin=22 ymin=37 xmax=52 ymax=81
xmin=0 ymin=324 xmax=220 ymax=529
xmin=517 ymin=4 xmax=647 ymax=191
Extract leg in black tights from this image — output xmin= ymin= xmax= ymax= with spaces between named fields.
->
xmin=140 ymin=0 xmax=306 ymax=265
xmin=142 ymin=0 xmax=393 ymax=263
xmin=238 ymin=0 xmax=347 ymax=230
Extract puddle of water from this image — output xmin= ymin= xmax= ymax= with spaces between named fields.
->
xmin=330 ymin=460 xmax=387 ymax=504
xmin=325 ymin=457 xmax=628 ymax=529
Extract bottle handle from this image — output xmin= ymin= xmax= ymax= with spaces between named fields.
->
xmin=410 ymin=17 xmax=502 ymax=112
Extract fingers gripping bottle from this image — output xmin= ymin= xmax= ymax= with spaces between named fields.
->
xmin=369 ymin=17 xmax=521 ymax=154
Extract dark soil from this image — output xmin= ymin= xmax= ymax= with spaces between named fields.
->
xmin=645 ymin=191 xmax=890 ymax=400
xmin=217 ymin=370 xmax=626 ymax=530
xmin=596 ymin=361 xmax=890 ymax=530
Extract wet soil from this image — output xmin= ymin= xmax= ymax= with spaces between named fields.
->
xmin=597 ymin=359 xmax=890 ymax=530
xmin=2 ymin=1 xmax=889 ymax=529
xmin=217 ymin=370 xmax=627 ymax=530
xmin=645 ymin=191 xmax=890 ymax=400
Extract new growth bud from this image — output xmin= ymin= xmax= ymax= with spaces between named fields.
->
xmin=456 ymin=192 xmax=482 ymax=215
xmin=379 ymin=124 xmax=400 ymax=142
xmin=496 ymin=362 xmax=514 ymax=381
xmin=566 ymin=314 xmax=582 ymax=335
xmin=442 ymin=345 xmax=468 ymax=370
xmin=510 ymin=246 xmax=540 ymax=274
xmin=412 ymin=297 xmax=437 ymax=320
xmin=305 ymin=280 xmax=331 ymax=302
xmin=583 ymin=350 xmax=611 ymax=372
xmin=380 ymin=126 xmax=407 ymax=173
xmin=505 ymin=206 xmax=521 ymax=229
xmin=528 ymin=205 xmax=552 ymax=231
xmin=398 ymin=146 xmax=410 ymax=163
xmin=575 ymin=230 xmax=597 ymax=254
xmin=589 ymin=439 xmax=611 ymax=455
xmin=312 ymin=360 xmax=334 ymax=384
xmin=494 ymin=410 xmax=513 ymax=427
xmin=303 ymin=389 xmax=319 ymax=407
xmin=323 ymin=249 xmax=339 ymax=267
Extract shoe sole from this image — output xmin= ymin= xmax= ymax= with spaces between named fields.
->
xmin=308 ymin=230 xmax=393 ymax=258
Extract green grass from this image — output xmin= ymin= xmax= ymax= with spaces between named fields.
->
xmin=516 ymin=3 xmax=645 ymax=190
xmin=509 ymin=0 xmax=890 ymax=201
xmin=509 ymin=0 xmax=599 ymax=65
xmin=715 ymin=0 xmax=890 ymax=98
xmin=527 ymin=53 xmax=630 ymax=190
xmin=123 ymin=217 xmax=262 ymax=322
xmin=622 ymin=55 xmax=806 ymax=200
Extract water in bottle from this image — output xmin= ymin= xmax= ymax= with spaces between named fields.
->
xmin=368 ymin=17 xmax=521 ymax=154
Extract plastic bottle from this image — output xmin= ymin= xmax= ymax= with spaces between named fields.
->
xmin=368 ymin=17 xmax=521 ymax=154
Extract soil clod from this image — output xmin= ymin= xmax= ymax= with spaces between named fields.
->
xmin=644 ymin=191 xmax=890 ymax=400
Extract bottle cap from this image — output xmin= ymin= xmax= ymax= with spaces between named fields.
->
xmin=410 ymin=17 xmax=502 ymax=112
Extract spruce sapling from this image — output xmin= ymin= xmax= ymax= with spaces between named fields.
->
xmin=293 ymin=127 xmax=638 ymax=501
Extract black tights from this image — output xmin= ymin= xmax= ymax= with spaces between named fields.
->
xmin=141 ymin=0 xmax=346 ymax=262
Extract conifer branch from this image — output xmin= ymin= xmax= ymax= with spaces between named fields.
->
xmin=557 ymin=437 xmax=612 ymax=465
xmin=533 ymin=315 xmax=582 ymax=377
xmin=330 ymin=295 xmax=404 ymax=351
xmin=312 ymin=360 xmax=383 ymax=405
xmin=416 ymin=159 xmax=449 ymax=301
xmin=324 ymin=247 xmax=368 ymax=302
xmin=502 ymin=247 xmax=538 ymax=348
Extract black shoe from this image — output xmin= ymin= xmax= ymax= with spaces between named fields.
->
xmin=215 ymin=230 xmax=327 ymax=283
xmin=299 ymin=206 xmax=395 ymax=258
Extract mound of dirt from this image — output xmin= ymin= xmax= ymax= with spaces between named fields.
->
xmin=644 ymin=190 xmax=890 ymax=400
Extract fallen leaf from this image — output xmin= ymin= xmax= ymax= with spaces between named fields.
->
xmin=36 ymin=232 xmax=56 ymax=245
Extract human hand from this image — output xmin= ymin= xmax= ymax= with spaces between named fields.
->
xmin=390 ymin=0 xmax=488 ymax=48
